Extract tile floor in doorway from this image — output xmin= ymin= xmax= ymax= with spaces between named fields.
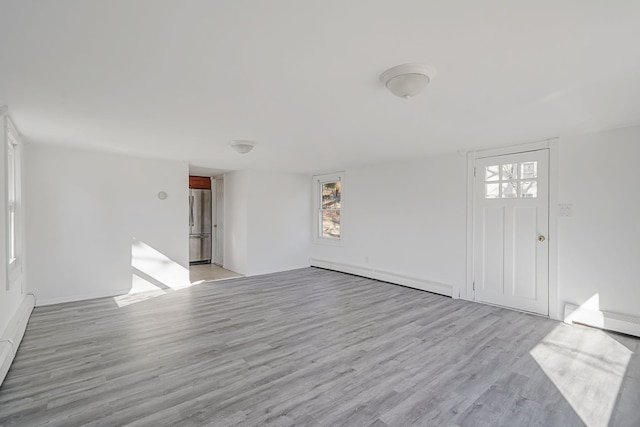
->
xmin=190 ymin=263 xmax=241 ymax=283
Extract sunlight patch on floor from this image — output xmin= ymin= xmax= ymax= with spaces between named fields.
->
xmin=530 ymin=322 xmax=631 ymax=427
xmin=113 ymin=273 xmax=167 ymax=308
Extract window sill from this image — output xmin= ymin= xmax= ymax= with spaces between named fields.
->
xmin=313 ymin=238 xmax=343 ymax=247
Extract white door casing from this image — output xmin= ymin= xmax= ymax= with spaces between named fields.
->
xmin=213 ymin=178 xmax=224 ymax=266
xmin=473 ymin=149 xmax=549 ymax=315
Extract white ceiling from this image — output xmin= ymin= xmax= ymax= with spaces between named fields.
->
xmin=1 ymin=1 xmax=640 ymax=174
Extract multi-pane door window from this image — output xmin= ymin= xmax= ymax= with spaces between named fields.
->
xmin=483 ymin=161 xmax=538 ymax=199
xmin=319 ymin=180 xmax=341 ymax=239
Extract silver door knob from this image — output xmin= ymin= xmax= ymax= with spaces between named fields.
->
xmin=538 ymin=235 xmax=546 ymax=242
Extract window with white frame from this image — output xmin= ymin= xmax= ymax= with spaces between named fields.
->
xmin=7 ymin=137 xmax=16 ymax=262
xmin=6 ymin=116 xmax=21 ymax=281
xmin=314 ymin=173 xmax=342 ymax=241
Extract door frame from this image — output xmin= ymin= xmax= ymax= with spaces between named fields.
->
xmin=464 ymin=138 xmax=560 ymax=319
xmin=211 ymin=177 xmax=224 ymax=266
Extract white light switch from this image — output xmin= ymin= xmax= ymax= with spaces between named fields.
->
xmin=559 ymin=204 xmax=573 ymax=217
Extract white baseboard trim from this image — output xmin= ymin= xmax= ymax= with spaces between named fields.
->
xmin=310 ymin=258 xmax=453 ymax=297
xmin=1 ymin=294 xmax=35 ymax=386
xmin=564 ymin=303 xmax=640 ymax=338
xmin=36 ymin=287 xmax=132 ymax=306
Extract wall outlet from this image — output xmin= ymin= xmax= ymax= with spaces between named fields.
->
xmin=559 ymin=203 xmax=573 ymax=217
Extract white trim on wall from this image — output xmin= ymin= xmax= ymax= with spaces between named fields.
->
xmin=35 ymin=287 xmax=132 ymax=307
xmin=311 ymin=258 xmax=453 ymax=297
xmin=564 ymin=303 xmax=640 ymax=338
xmin=547 ymin=139 xmax=560 ymax=320
xmin=0 ymin=294 xmax=34 ymax=386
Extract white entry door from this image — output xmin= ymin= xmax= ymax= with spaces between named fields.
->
xmin=473 ymin=149 xmax=549 ymax=315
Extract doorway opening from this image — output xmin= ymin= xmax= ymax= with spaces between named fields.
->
xmin=187 ymin=174 xmax=240 ymax=283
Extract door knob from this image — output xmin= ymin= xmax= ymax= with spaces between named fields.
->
xmin=538 ymin=235 xmax=546 ymax=242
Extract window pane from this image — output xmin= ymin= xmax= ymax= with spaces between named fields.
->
xmin=501 ymin=181 xmax=518 ymax=198
xmin=501 ymin=163 xmax=518 ymax=180
xmin=9 ymin=207 xmax=15 ymax=260
xmin=322 ymin=181 xmax=341 ymax=209
xmin=485 ymin=183 xmax=499 ymax=199
xmin=321 ymin=210 xmax=340 ymax=238
xmin=521 ymin=161 xmax=537 ymax=179
xmin=485 ymin=165 xmax=499 ymax=182
xmin=7 ymin=144 xmax=15 ymax=203
xmin=520 ymin=181 xmax=538 ymax=198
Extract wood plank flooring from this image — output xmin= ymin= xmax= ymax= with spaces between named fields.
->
xmin=0 ymin=267 xmax=638 ymax=426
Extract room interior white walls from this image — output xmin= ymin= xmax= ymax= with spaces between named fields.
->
xmin=25 ymin=144 xmax=189 ymax=304
xmin=246 ymin=170 xmax=310 ymax=276
xmin=557 ymin=125 xmax=640 ymax=320
xmin=223 ymin=171 xmax=248 ymax=274
xmin=310 ymin=153 xmax=467 ymax=296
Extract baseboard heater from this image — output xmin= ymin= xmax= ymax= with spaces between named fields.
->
xmin=310 ymin=258 xmax=453 ymax=297
xmin=0 ymin=294 xmax=35 ymax=386
xmin=564 ymin=303 xmax=640 ymax=338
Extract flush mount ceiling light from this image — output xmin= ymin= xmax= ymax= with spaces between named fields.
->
xmin=230 ymin=140 xmax=255 ymax=154
xmin=380 ymin=63 xmax=436 ymax=99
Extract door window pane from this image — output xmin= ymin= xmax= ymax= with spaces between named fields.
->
xmin=485 ymin=165 xmax=499 ymax=181
xmin=485 ymin=183 xmax=499 ymax=199
xmin=501 ymin=163 xmax=518 ymax=180
xmin=521 ymin=161 xmax=537 ymax=179
xmin=520 ymin=181 xmax=538 ymax=198
xmin=502 ymin=181 xmax=518 ymax=198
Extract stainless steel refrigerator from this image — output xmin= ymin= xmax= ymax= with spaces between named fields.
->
xmin=189 ymin=189 xmax=212 ymax=264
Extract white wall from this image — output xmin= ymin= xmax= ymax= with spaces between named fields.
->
xmin=223 ymin=170 xmax=248 ymax=274
xmin=308 ymin=128 xmax=640 ymax=322
xmin=246 ymin=170 xmax=310 ymax=275
xmin=557 ymin=126 xmax=640 ymax=319
xmin=224 ymin=170 xmax=310 ymax=276
xmin=310 ymin=153 xmax=468 ymax=296
xmin=25 ymin=144 xmax=189 ymax=304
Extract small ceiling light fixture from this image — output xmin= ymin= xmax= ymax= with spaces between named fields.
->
xmin=230 ymin=140 xmax=256 ymax=154
xmin=380 ymin=63 xmax=436 ymax=99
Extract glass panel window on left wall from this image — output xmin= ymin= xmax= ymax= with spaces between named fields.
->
xmin=320 ymin=180 xmax=341 ymax=239
xmin=6 ymin=120 xmax=19 ymax=265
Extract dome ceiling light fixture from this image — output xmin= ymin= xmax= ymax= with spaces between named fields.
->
xmin=230 ymin=140 xmax=256 ymax=154
xmin=380 ymin=63 xmax=436 ymax=99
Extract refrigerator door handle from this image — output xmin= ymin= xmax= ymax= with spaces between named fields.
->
xmin=189 ymin=195 xmax=194 ymax=227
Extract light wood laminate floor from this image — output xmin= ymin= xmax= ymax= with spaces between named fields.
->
xmin=0 ymin=268 xmax=638 ymax=426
